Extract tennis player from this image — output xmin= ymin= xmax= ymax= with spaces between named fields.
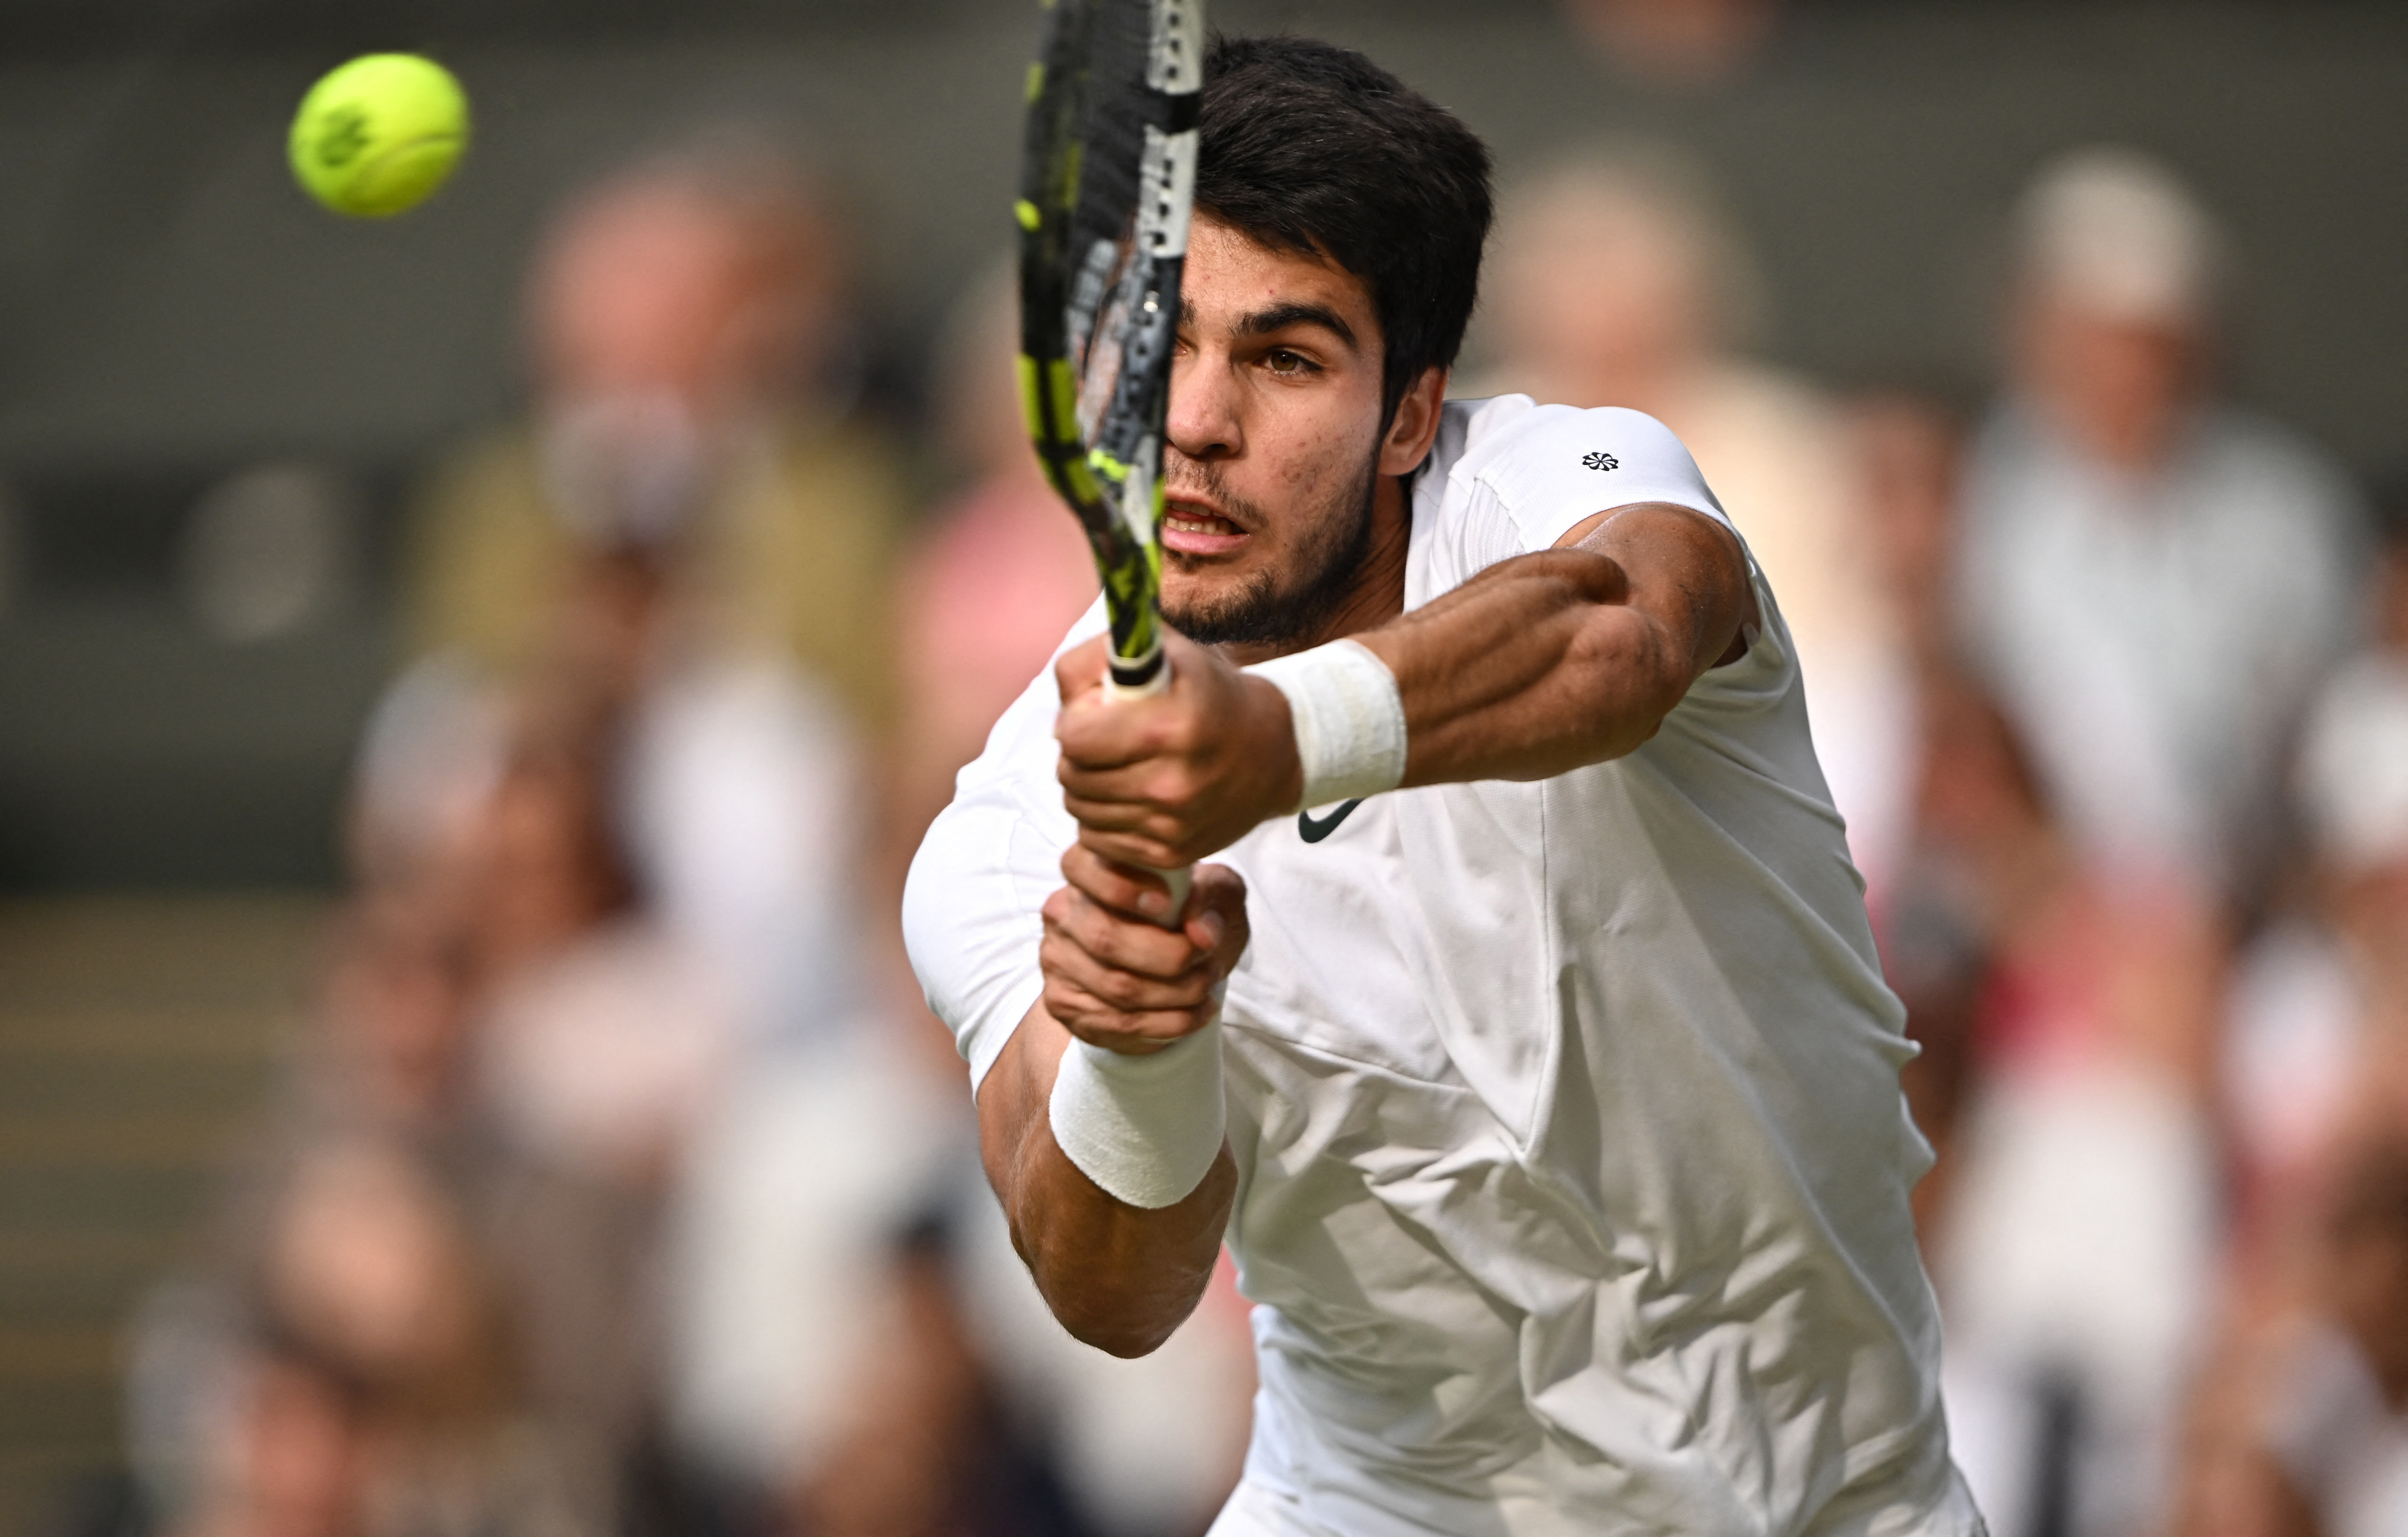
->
xmin=905 ymin=34 xmax=1984 ymax=1537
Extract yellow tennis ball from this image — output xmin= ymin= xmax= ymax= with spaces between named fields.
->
xmin=289 ymin=54 xmax=469 ymax=218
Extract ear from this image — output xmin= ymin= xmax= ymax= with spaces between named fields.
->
xmin=1378 ymin=366 xmax=1448 ymax=478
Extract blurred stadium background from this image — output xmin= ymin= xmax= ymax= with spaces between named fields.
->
xmin=3 ymin=3 xmax=2407 ymax=1537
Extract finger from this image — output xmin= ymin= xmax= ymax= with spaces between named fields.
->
xmin=1061 ymin=843 xmax=1180 ymax=923
xmin=1189 ymin=863 xmax=1251 ymax=975
xmin=1073 ymin=823 xmax=1186 ymax=879
xmin=1056 ymin=752 xmax=1159 ymax=801
xmin=1055 ymin=762 xmax=1159 ymax=821
xmin=1041 ymin=885 xmax=1206 ymax=981
xmin=1041 ymin=972 xmax=1214 ymax=1053
xmin=1039 ymin=929 xmax=1218 ymax=1013
xmin=1053 ymin=635 xmax=1110 ymax=708
xmin=1059 ymin=790 xmax=1183 ymax=850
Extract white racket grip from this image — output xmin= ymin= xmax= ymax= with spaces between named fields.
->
xmin=1100 ymin=656 xmax=1193 ymax=927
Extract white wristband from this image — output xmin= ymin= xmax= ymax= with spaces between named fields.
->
xmin=1245 ymin=638 xmax=1408 ymax=811
xmin=1047 ymin=1021 xmax=1226 ymax=1209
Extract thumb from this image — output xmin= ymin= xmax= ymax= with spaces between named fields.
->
xmin=1054 ymin=634 xmax=1110 ymax=708
xmin=1187 ymin=863 xmax=1249 ymax=973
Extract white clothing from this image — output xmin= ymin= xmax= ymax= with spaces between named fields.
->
xmin=623 ymin=657 xmax=869 ymax=1046
xmin=906 ymin=396 xmax=1979 ymax=1535
xmin=2297 ymin=652 xmax=2408 ymax=870
xmin=1957 ymin=402 xmax=2362 ymax=896
xmin=667 ymin=1030 xmax=964 ymax=1485
xmin=1931 ymin=1069 xmax=2217 ymax=1537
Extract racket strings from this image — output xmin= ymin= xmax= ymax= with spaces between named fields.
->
xmin=1018 ymin=0 xmax=1203 ymax=685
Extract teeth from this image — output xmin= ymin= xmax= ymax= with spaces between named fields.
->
xmin=1166 ymin=514 xmax=1235 ymax=535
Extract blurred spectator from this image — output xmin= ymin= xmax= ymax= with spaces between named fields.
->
xmin=152 ymin=1138 xmax=599 ymax=1537
xmin=457 ymin=703 xmax=743 ymax=1533
xmin=1483 ymin=144 xmax=1912 ymax=889
xmin=2175 ymin=1139 xmax=2408 ymax=1537
xmin=2223 ymin=490 xmax=2408 ymax=1271
xmin=364 ymin=139 xmax=883 ymax=1056
xmin=1955 ymin=146 xmax=2366 ymax=910
xmin=1851 ymin=386 xmax=2229 ymax=1533
xmin=785 ymin=1219 xmax=1094 ymax=1537
xmin=1848 ymin=386 xmax=1974 ymax=682
xmin=1911 ymin=673 xmax=2223 ymax=1537
xmin=1557 ymin=0 xmax=1778 ymax=89
xmin=403 ymin=135 xmax=909 ymax=735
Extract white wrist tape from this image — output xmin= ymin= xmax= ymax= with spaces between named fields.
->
xmin=1048 ymin=1021 xmax=1226 ymax=1210
xmin=1245 ymin=638 xmax=1408 ymax=811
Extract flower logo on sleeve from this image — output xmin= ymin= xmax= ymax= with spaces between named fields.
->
xmin=1581 ymin=451 xmax=1620 ymax=471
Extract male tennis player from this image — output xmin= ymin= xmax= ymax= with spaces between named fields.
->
xmin=905 ymin=34 xmax=1984 ymax=1537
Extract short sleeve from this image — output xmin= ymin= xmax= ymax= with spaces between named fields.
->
xmin=901 ymin=602 xmax=1102 ymax=1094
xmin=1452 ymin=400 xmax=1730 ymax=554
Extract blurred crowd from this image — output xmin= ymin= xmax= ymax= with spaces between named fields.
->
xmin=120 ymin=140 xmax=1250 ymax=1537
xmin=114 ymin=29 xmax=2408 ymax=1537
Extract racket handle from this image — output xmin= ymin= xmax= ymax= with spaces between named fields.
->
xmin=1102 ymin=655 xmax=1195 ymax=931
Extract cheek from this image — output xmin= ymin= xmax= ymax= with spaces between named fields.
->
xmin=1255 ymin=390 xmax=1378 ymax=523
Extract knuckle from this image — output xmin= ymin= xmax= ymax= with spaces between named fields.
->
xmin=1100 ymin=971 xmax=1145 ymax=1009
xmin=1155 ymin=765 xmax=1196 ymax=809
xmin=1062 ymin=988 xmax=1102 ymax=1029
xmin=1161 ymin=712 xmax=1201 ymax=758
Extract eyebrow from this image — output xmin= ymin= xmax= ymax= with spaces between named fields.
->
xmin=1229 ymin=301 xmax=1360 ymax=354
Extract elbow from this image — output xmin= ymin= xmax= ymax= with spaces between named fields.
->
xmin=1004 ymin=1207 xmax=1208 ymax=1359
xmin=1041 ymin=1281 xmax=1192 ymax=1358
xmin=1065 ymin=1310 xmax=1182 ymax=1360
xmin=1564 ymin=616 xmax=1688 ymax=761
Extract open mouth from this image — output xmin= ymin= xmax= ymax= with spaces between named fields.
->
xmin=1161 ymin=501 xmax=1249 ymax=558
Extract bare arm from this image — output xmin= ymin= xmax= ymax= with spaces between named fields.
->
xmin=1364 ymin=501 xmax=1757 ymax=785
xmin=974 ymin=854 xmax=1247 ymax=1357
xmin=1055 ymin=500 xmax=1758 ymax=868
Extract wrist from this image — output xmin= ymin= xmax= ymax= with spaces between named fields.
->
xmin=1047 ymin=1019 xmax=1227 ymax=1210
xmin=1243 ymin=638 xmax=1409 ymax=811
xmin=1240 ymin=674 xmax=1307 ymax=817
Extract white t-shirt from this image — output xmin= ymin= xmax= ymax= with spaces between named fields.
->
xmin=904 ymin=396 xmax=1982 ymax=1536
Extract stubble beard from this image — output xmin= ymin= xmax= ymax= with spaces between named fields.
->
xmin=1160 ymin=447 xmax=1381 ymax=650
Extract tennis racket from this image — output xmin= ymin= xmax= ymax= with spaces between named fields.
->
xmin=1016 ymin=0 xmax=1202 ymax=918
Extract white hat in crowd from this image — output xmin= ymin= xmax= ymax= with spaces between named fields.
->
xmin=2015 ymin=145 xmax=2223 ymax=327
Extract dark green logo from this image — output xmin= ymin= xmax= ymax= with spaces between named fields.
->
xmin=315 ymin=107 xmax=371 ymax=169
xmin=1297 ymin=798 xmax=1363 ymax=844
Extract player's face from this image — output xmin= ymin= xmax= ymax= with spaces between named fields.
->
xmin=1159 ymin=216 xmax=1388 ymax=649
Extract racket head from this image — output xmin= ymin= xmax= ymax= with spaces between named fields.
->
xmin=1016 ymin=0 xmax=1202 ymax=692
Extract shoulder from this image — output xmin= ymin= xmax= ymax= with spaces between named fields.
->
xmin=1432 ymin=395 xmax=1731 ymax=552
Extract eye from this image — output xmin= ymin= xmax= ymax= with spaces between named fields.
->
xmin=1264 ymin=348 xmax=1313 ymax=376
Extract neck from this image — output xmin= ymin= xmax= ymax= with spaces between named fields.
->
xmin=1215 ymin=470 xmax=1414 ymax=668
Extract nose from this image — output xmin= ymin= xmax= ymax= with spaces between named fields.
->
xmin=1165 ymin=342 xmax=1240 ymax=464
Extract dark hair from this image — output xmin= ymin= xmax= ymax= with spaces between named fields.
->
xmin=1196 ymin=35 xmax=1493 ymax=437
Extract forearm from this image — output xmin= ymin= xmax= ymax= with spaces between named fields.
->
xmin=1332 ymin=501 xmax=1750 ymax=789
xmin=1352 ymin=548 xmax=1694 ymax=785
xmin=976 ymin=1000 xmax=1237 ymax=1357
xmin=1049 ymin=503 xmax=1746 ymax=874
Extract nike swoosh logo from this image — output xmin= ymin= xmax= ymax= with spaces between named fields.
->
xmin=1297 ymin=798 xmax=1364 ymax=843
